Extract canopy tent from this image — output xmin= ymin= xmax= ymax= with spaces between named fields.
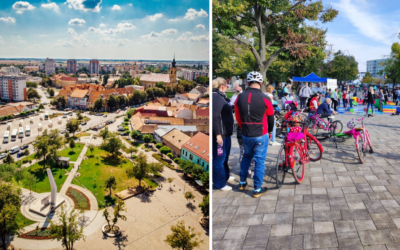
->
xmin=293 ymin=72 xmax=331 ymax=83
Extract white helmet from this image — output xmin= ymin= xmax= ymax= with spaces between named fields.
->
xmin=347 ymin=120 xmax=356 ymax=129
xmin=247 ymin=71 xmax=263 ymax=85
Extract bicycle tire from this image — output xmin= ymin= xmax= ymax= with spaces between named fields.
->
xmin=366 ymin=131 xmax=374 ymax=153
xmin=332 ymin=120 xmax=343 ymax=134
xmin=275 ymin=146 xmax=287 ymax=188
xmin=307 ymin=133 xmax=323 ymax=161
xmin=289 ymin=143 xmax=305 ymax=184
xmin=356 ymin=135 xmax=367 ymax=164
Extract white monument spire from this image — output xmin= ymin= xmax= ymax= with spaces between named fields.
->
xmin=46 ymin=168 xmax=58 ymax=209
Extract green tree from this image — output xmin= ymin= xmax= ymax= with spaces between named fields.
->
xmin=321 ymin=51 xmax=359 ymax=83
xmin=156 ymin=82 xmax=165 ymax=90
xmin=104 ymin=176 xmax=117 ymax=196
xmin=213 ymin=0 xmax=338 ymax=91
xmin=107 ymin=95 xmax=118 ymax=111
xmin=88 ymin=144 xmax=95 ymax=156
xmin=69 ymin=139 xmax=76 ymax=152
xmin=27 ymin=88 xmax=40 ymax=100
xmin=200 ymin=172 xmax=209 ymax=189
xmin=23 ymin=172 xmax=37 ymax=194
xmin=199 ymin=194 xmax=209 ymax=219
xmin=131 ymin=130 xmax=141 ymax=140
xmin=100 ymin=132 xmax=122 ymax=158
xmin=378 ymin=43 xmax=400 ymax=91
xmin=33 ymin=129 xmax=64 ymax=169
xmin=3 ymin=153 xmax=14 ymax=165
xmin=164 ymin=220 xmax=203 ymax=250
xmin=51 ymin=96 xmax=67 ymax=109
xmin=111 ymin=198 xmax=127 ymax=231
xmin=126 ymin=153 xmax=163 ymax=187
xmin=99 ymin=127 xmax=109 ymax=140
xmin=103 ymin=74 xmax=109 ymax=86
xmin=126 ymin=108 xmax=135 ymax=119
xmin=0 ymin=183 xmax=23 ymax=250
xmin=146 ymin=88 xmax=154 ymax=99
xmin=160 ymin=146 xmax=171 ymax=155
xmin=49 ymin=205 xmax=86 ymax=250
xmin=49 ymin=88 xmax=55 ymax=97
xmin=126 ymin=146 xmax=135 ymax=158
xmin=156 ymin=143 xmax=162 ymax=149
xmin=143 ymin=134 xmax=153 ymax=145
xmin=196 ymin=75 xmax=209 ymax=86
xmin=94 ymin=98 xmax=103 ymax=111
xmin=38 ymin=103 xmax=45 ymax=110
xmin=184 ymin=191 xmax=195 ymax=206
xmin=66 ymin=119 xmax=80 ymax=135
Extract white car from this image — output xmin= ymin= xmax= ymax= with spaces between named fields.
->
xmin=0 ymin=153 xmax=6 ymax=159
xmin=60 ymin=129 xmax=66 ymax=134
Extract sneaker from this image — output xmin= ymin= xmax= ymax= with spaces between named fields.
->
xmin=219 ymin=185 xmax=232 ymax=191
xmin=271 ymin=141 xmax=282 ymax=146
xmin=238 ymin=182 xmax=247 ymax=191
xmin=228 ymin=176 xmax=236 ymax=182
xmin=253 ymin=187 xmax=268 ymax=198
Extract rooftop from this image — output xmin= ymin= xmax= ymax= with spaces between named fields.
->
xmin=162 ymin=129 xmax=191 ymax=150
xmin=182 ymin=132 xmax=209 ymax=163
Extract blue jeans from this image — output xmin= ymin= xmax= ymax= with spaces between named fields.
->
xmin=223 ymin=137 xmax=232 ymax=182
xmin=271 ymin=123 xmax=276 ymax=143
xmin=212 ymin=137 xmax=231 ymax=189
xmin=349 ymin=99 xmax=353 ymax=108
xmin=366 ymin=103 xmax=374 ymax=114
xmin=240 ymin=134 xmax=269 ymax=190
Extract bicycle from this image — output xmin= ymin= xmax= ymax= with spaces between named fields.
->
xmin=308 ymin=113 xmax=343 ymax=141
xmin=275 ymin=120 xmax=322 ymax=188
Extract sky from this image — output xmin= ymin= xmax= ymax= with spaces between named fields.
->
xmin=321 ymin=0 xmax=400 ymax=72
xmin=0 ymin=0 xmax=209 ymax=61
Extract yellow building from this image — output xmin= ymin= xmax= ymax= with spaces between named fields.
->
xmin=140 ymin=56 xmax=178 ymax=89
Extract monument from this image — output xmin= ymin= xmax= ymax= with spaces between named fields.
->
xmin=29 ymin=168 xmax=65 ymax=217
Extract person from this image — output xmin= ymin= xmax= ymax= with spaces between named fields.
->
xmin=298 ymin=82 xmax=312 ymax=108
xmin=283 ymin=83 xmax=291 ymax=97
xmin=317 ymin=98 xmax=337 ymax=122
xmin=342 ymin=90 xmax=347 ymax=108
xmin=379 ymin=88 xmax=385 ymax=112
xmin=332 ymin=88 xmax=339 ymax=111
xmin=348 ymin=88 xmax=354 ymax=109
xmin=383 ymin=88 xmax=388 ymax=102
xmin=234 ymin=71 xmax=274 ymax=198
xmin=366 ymin=86 xmax=375 ymax=116
xmin=338 ymin=89 xmax=342 ymax=107
xmin=230 ymin=87 xmax=242 ymax=109
xmin=326 ymin=89 xmax=331 ymax=99
xmin=266 ymin=84 xmax=281 ymax=147
xmin=362 ymin=88 xmax=368 ymax=105
xmin=307 ymin=93 xmax=319 ymax=119
xmin=212 ymin=77 xmax=235 ymax=191
xmin=281 ymin=92 xmax=293 ymax=109
xmin=396 ymin=88 xmax=400 ymax=106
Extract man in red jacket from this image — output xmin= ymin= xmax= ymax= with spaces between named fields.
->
xmin=234 ymin=72 xmax=275 ymax=198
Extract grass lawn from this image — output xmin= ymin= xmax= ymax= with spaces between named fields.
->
xmin=16 ymin=211 xmax=36 ymax=228
xmin=72 ymin=147 xmax=157 ymax=208
xmin=74 ymin=132 xmax=91 ymax=138
xmin=16 ymin=153 xmax=36 ymax=165
xmin=58 ymin=143 xmax=84 ymax=162
xmin=122 ymin=137 xmax=143 ymax=148
xmin=22 ymin=163 xmax=73 ymax=193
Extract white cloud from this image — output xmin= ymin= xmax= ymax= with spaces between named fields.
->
xmin=332 ymin=0 xmax=396 ymax=45
xmin=54 ymin=41 xmax=75 ymax=47
xmin=177 ymin=32 xmax=192 ymax=42
xmin=41 ymin=2 xmax=60 ymax=13
xmin=99 ymin=23 xmax=106 ymax=28
xmin=67 ymin=28 xmax=77 ymax=36
xmin=0 ymin=17 xmax=16 ymax=23
xmin=88 ymin=27 xmax=102 ymax=33
xmin=164 ymin=38 xmax=174 ymax=42
xmin=146 ymin=13 xmax=163 ymax=21
xmin=66 ymin=0 xmax=102 ymax=12
xmin=118 ymin=42 xmax=125 ymax=46
xmin=162 ymin=29 xmax=178 ymax=35
xmin=128 ymin=3 xmax=132 ymax=7
xmin=68 ymin=18 xmax=86 ymax=25
xmin=168 ymin=18 xmax=179 ymax=22
xmin=100 ymin=37 xmax=115 ymax=42
xmin=111 ymin=5 xmax=121 ymax=11
xmin=141 ymin=31 xmax=163 ymax=42
xmin=184 ymin=8 xmax=208 ymax=20
xmin=195 ymin=24 xmax=205 ymax=30
xmin=116 ymin=22 xmax=135 ymax=30
xmin=189 ymin=35 xmax=208 ymax=42
xmin=13 ymin=1 xmax=35 ymax=14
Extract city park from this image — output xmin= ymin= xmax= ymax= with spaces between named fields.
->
xmin=0 ymin=108 xmax=209 ymax=250
xmin=213 ymin=0 xmax=400 ymax=249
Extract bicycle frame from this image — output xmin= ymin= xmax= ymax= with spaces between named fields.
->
xmin=354 ymin=118 xmax=372 ymax=155
xmin=281 ymin=121 xmax=310 ymax=168
xmin=309 ymin=115 xmax=333 ymax=132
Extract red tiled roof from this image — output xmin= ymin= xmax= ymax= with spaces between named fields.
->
xmin=196 ymin=109 xmax=209 ymax=117
xmin=182 ymin=132 xmax=209 ymax=163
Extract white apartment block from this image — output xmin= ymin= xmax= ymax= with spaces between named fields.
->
xmin=0 ymin=75 xmax=27 ymax=101
xmin=181 ymin=69 xmax=209 ymax=81
xmin=366 ymin=59 xmax=388 ymax=77
xmin=45 ymin=58 xmax=56 ymax=75
xmin=90 ymin=60 xmax=99 ymax=75
xmin=0 ymin=66 xmax=20 ymax=76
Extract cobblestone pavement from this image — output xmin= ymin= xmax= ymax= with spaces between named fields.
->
xmin=213 ymin=114 xmax=400 ymax=250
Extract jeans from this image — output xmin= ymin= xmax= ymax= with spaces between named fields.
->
xmin=366 ymin=103 xmax=374 ymax=114
xmin=212 ymin=137 xmax=231 ymax=189
xmin=300 ymin=97 xmax=306 ymax=109
xmin=343 ymin=99 xmax=347 ymax=108
xmin=349 ymin=99 xmax=353 ymax=108
xmin=338 ymin=99 xmax=341 ymax=107
xmin=271 ymin=123 xmax=276 ymax=143
xmin=240 ymin=134 xmax=269 ymax=190
xmin=223 ymin=137 xmax=232 ymax=182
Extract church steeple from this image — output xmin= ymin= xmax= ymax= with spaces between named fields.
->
xmin=172 ymin=54 xmax=176 ymax=68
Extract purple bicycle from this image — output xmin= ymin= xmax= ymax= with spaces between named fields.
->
xmin=308 ymin=114 xmax=343 ymax=141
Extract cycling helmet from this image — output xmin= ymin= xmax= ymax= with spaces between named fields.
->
xmin=246 ymin=71 xmax=263 ymax=85
xmin=347 ymin=120 xmax=356 ymax=129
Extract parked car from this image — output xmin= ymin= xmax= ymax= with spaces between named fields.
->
xmin=43 ymin=102 xmax=47 ymax=105
xmin=103 ymin=114 xmax=107 ymax=117
xmin=117 ymin=127 xmax=125 ymax=131
xmin=120 ymin=131 xmax=129 ymax=136
xmin=0 ymin=153 xmax=6 ymax=159
xmin=20 ymin=145 xmax=28 ymax=150
xmin=60 ymin=129 xmax=66 ymax=134
xmin=116 ymin=109 xmax=121 ymax=114
xmin=81 ymin=122 xmax=87 ymax=125
xmin=96 ymin=113 xmax=102 ymax=116
xmin=91 ymin=127 xmax=98 ymax=131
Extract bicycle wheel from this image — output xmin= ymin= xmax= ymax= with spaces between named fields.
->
xmin=289 ymin=143 xmax=305 ymax=184
xmin=356 ymin=135 xmax=367 ymax=164
xmin=332 ymin=120 xmax=343 ymax=134
xmin=276 ymin=117 xmax=283 ymax=138
xmin=275 ymin=146 xmax=287 ymax=188
xmin=307 ymin=133 xmax=323 ymax=161
xmin=366 ymin=131 xmax=374 ymax=153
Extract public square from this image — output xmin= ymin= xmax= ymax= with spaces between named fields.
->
xmin=213 ymin=114 xmax=400 ymax=250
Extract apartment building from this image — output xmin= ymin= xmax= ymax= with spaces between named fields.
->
xmin=45 ymin=58 xmax=56 ymax=75
xmin=67 ymin=59 xmax=77 ymax=74
xmin=0 ymin=75 xmax=27 ymax=101
xmin=366 ymin=59 xmax=388 ymax=77
xmin=90 ymin=60 xmax=99 ymax=75
xmin=0 ymin=66 xmax=20 ymax=76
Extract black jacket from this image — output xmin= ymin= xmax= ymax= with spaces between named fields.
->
xmin=367 ymin=91 xmax=375 ymax=104
xmin=212 ymin=92 xmax=234 ymax=139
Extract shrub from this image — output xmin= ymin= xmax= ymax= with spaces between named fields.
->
xmin=151 ymin=139 xmax=157 ymax=143
xmin=124 ymin=121 xmax=129 ymax=126
xmin=124 ymin=117 xmax=129 ymax=122
xmin=174 ymin=158 xmax=182 ymax=164
xmin=160 ymin=146 xmax=171 ymax=155
xmin=68 ymin=188 xmax=89 ymax=210
xmin=167 ymin=153 xmax=173 ymax=158
xmin=156 ymin=143 xmax=162 ymax=149
xmin=152 ymin=153 xmax=174 ymax=169
xmin=132 ymin=155 xmax=137 ymax=159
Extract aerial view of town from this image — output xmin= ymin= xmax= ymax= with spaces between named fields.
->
xmin=0 ymin=0 xmax=210 ymax=250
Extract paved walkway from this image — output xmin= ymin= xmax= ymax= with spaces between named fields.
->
xmin=213 ymin=114 xmax=400 ymax=250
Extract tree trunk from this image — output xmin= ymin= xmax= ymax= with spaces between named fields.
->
xmin=1 ymin=234 xmax=6 ymax=250
xmin=109 ymin=187 xmax=112 ymax=196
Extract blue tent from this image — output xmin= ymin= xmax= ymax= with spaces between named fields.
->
xmin=293 ymin=72 xmax=331 ymax=82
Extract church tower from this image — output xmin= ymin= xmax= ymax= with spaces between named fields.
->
xmin=169 ymin=54 xmax=177 ymax=87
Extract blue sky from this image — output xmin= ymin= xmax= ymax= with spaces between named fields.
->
xmin=0 ymin=0 xmax=209 ymax=60
xmin=321 ymin=0 xmax=400 ymax=71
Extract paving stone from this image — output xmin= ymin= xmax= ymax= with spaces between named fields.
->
xmin=294 ymin=217 xmax=313 ymax=225
xmin=213 ymin=206 xmax=238 ymax=227
xmin=368 ymin=192 xmax=394 ymax=200
xmin=354 ymin=220 xmax=377 ymax=231
xmin=294 ymin=203 xmax=312 ymax=218
xmin=333 ymin=181 xmax=355 ymax=187
xmin=230 ymin=214 xmax=264 ymax=227
xmin=232 ymin=197 xmax=261 ymax=206
xmin=242 ymin=225 xmax=271 ymax=248
xmin=386 ymin=244 xmax=400 ymax=250
xmin=224 ymin=226 xmax=249 ymax=239
xmin=311 ymin=181 xmax=333 ymax=188
xmin=358 ymin=230 xmax=394 ymax=245
xmin=262 ymin=213 xmax=292 ymax=225
xmin=312 ymin=188 xmax=327 ymax=194
xmin=345 ymin=193 xmax=370 ymax=202
xmin=355 ymin=183 xmax=374 ymax=193
xmin=236 ymin=205 xmax=257 ymax=215
xmin=279 ymin=189 xmax=295 ymax=197
xmin=336 ymin=231 xmax=362 ymax=250
xmin=277 ymin=195 xmax=295 ymax=204
xmin=303 ymin=232 xmax=338 ymax=249
xmin=254 ymin=200 xmax=276 ymax=214
xmin=386 ymin=186 xmax=400 ymax=196
xmin=371 ymin=213 xmax=398 ymax=230
xmin=303 ymin=194 xmax=329 ymax=203
xmin=334 ymin=220 xmax=357 ymax=233
xmin=314 ymin=221 xmax=335 ymax=234
xmin=330 ymin=197 xmax=349 ymax=210
xmin=327 ymin=187 xmax=344 ymax=198
xmin=313 ymin=202 xmax=331 ymax=211
xmin=270 ymin=224 xmax=292 ymax=237
xmin=292 ymin=223 xmax=313 ymax=235
xmin=342 ymin=187 xmax=358 ymax=194
xmin=364 ymin=200 xmax=387 ymax=214
xmin=274 ymin=203 xmax=293 ymax=213
xmin=214 ymin=239 xmax=245 ymax=250
xmin=347 ymin=201 xmax=367 ymax=210
xmin=313 ymin=210 xmax=342 ymax=222
xmin=381 ymin=200 xmax=400 ymax=208
xmin=351 ymin=175 xmax=367 ymax=184
xmin=368 ymin=180 xmax=390 ymax=186
xmin=341 ymin=209 xmax=372 ymax=220
xmin=363 ymin=244 xmax=388 ymax=250
xmin=213 ymin=226 xmax=227 ymax=240
xmin=266 ymin=235 xmax=303 ymax=250
xmin=386 ymin=207 xmax=400 ymax=218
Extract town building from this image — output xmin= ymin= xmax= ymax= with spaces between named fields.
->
xmin=139 ymin=56 xmax=178 ymax=89
xmin=67 ymin=59 xmax=77 ymax=74
xmin=366 ymin=59 xmax=388 ymax=78
xmin=90 ymin=60 xmax=99 ymax=75
xmin=194 ymin=108 xmax=209 ymax=119
xmin=45 ymin=58 xmax=56 ymax=75
xmin=0 ymin=75 xmax=27 ymax=101
xmin=189 ymin=86 xmax=208 ymax=97
xmin=180 ymin=68 xmax=209 ymax=81
xmin=162 ymin=128 xmax=191 ymax=157
xmin=51 ymin=74 xmax=78 ymax=88
xmin=23 ymin=66 xmax=40 ymax=73
xmin=1 ymin=66 xmax=20 ymax=76
xmin=67 ymin=89 xmax=89 ymax=109
xmin=180 ymin=132 xmax=209 ymax=171
xmin=0 ymin=102 xmax=37 ymax=118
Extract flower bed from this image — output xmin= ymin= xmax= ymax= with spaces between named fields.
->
xmin=19 ymin=228 xmax=53 ymax=240
xmin=152 ymin=153 xmax=174 ymax=170
xmin=67 ymin=187 xmax=91 ymax=210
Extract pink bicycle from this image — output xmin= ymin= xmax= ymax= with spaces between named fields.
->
xmin=353 ymin=118 xmax=373 ymax=163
